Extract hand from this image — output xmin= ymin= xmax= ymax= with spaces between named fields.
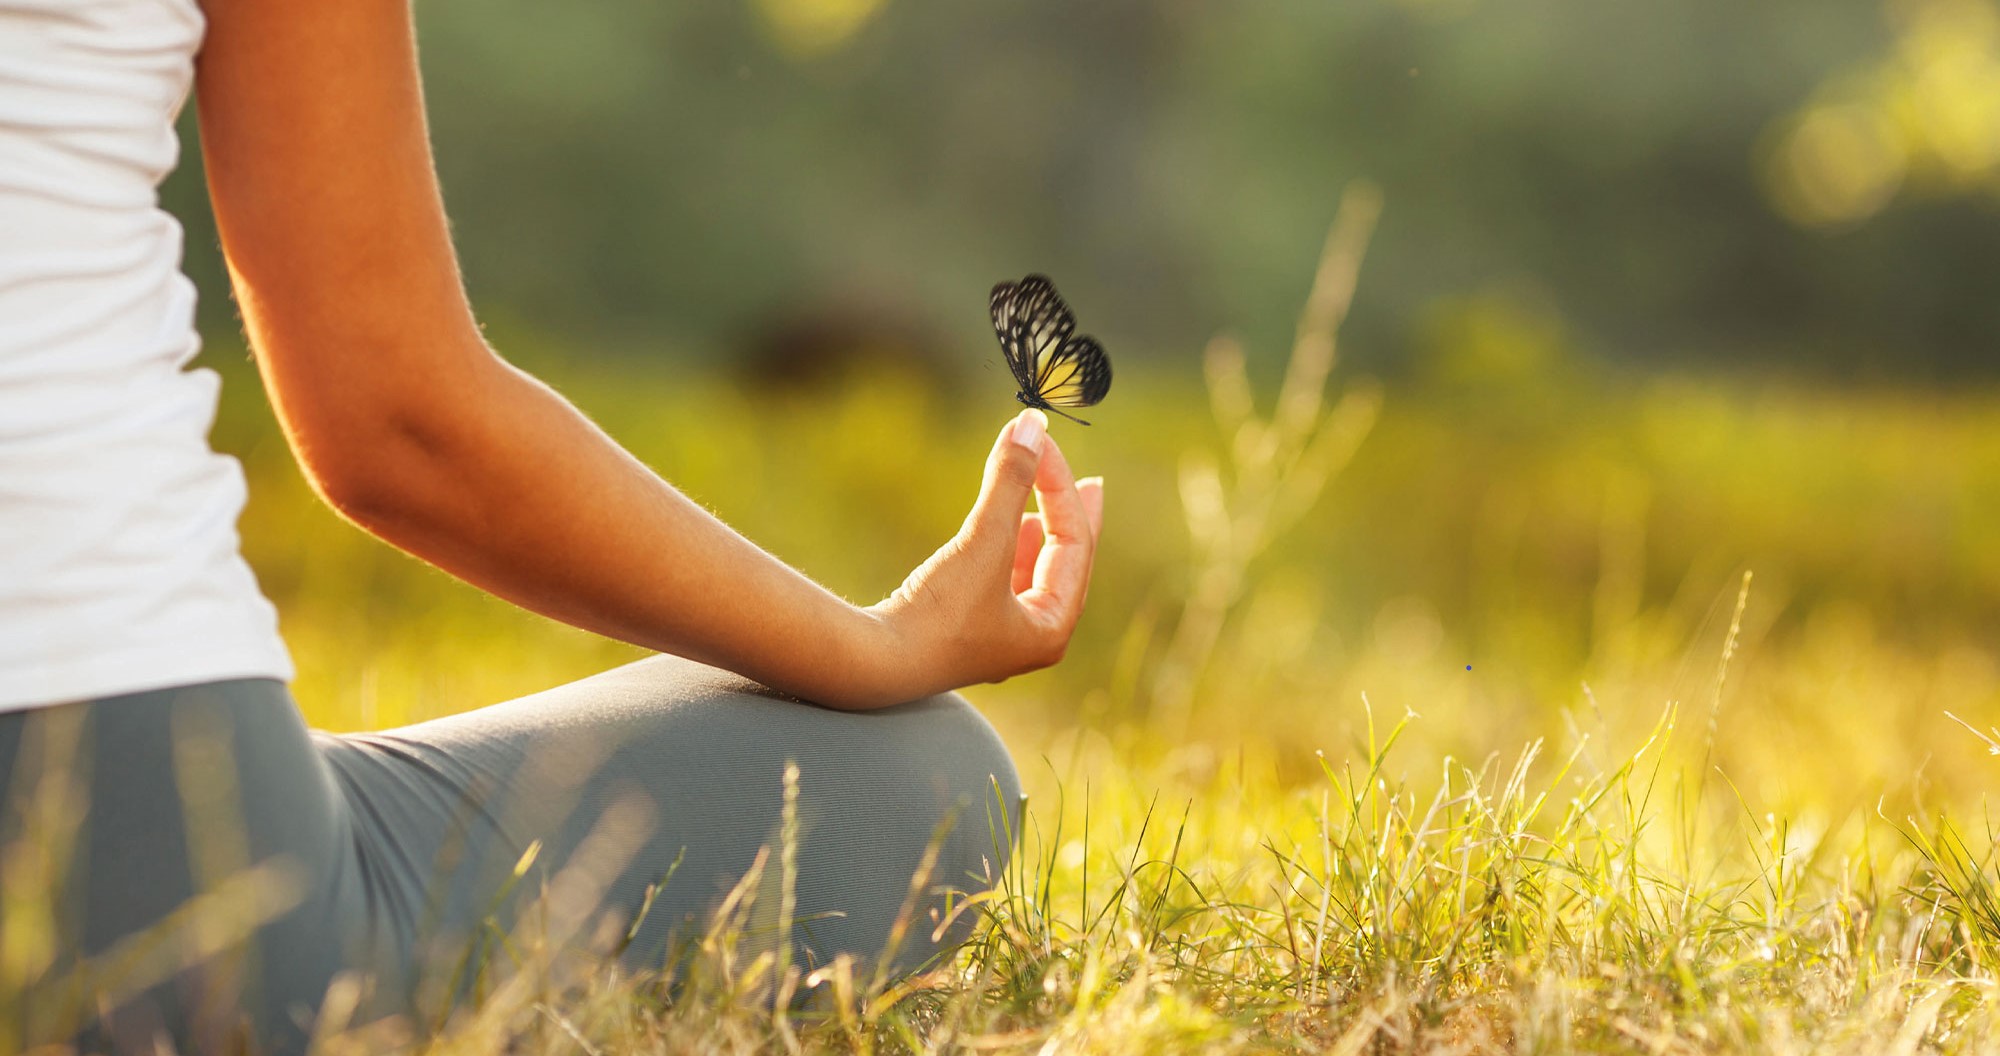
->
xmin=867 ymin=409 xmax=1105 ymax=697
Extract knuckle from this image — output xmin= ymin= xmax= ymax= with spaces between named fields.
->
xmin=997 ymin=446 xmax=1039 ymax=487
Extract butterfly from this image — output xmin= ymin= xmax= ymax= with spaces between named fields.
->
xmin=989 ymin=274 xmax=1112 ymax=425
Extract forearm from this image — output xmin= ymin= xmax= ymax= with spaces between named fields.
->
xmin=321 ymin=350 xmax=908 ymax=709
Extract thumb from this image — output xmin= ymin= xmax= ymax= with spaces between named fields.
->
xmin=966 ymin=409 xmax=1048 ymax=541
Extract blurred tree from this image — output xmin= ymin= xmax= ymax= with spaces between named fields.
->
xmin=162 ymin=0 xmax=2000 ymax=382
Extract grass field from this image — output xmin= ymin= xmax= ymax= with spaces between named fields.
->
xmin=171 ymin=230 xmax=2000 ymax=1052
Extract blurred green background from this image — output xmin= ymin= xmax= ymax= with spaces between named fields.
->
xmin=168 ymin=0 xmax=2000 ymax=812
xmin=165 ymin=0 xmax=2000 ymax=379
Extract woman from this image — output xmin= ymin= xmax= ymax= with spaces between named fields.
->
xmin=0 ymin=0 xmax=1103 ymax=1051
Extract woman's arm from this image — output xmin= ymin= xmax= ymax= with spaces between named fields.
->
xmin=193 ymin=0 xmax=1102 ymax=709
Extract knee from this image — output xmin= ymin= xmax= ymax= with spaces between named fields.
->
xmin=843 ymin=692 xmax=1018 ymax=970
xmin=918 ymin=692 xmax=1021 ymax=890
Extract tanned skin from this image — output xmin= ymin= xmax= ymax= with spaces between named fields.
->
xmin=193 ymin=0 xmax=1103 ymax=710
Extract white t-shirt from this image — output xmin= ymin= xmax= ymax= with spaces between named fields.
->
xmin=0 ymin=0 xmax=294 ymax=710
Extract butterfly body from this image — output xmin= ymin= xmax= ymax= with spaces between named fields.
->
xmin=989 ymin=274 xmax=1112 ymax=425
xmin=1015 ymin=388 xmax=1093 ymax=425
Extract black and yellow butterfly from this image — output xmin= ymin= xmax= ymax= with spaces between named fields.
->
xmin=990 ymin=274 xmax=1112 ymax=425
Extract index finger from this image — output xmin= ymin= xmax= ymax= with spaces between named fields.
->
xmin=1031 ymin=434 xmax=1091 ymax=545
xmin=1021 ymin=437 xmax=1095 ymax=622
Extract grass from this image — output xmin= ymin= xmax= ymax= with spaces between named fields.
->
xmin=23 ymin=197 xmax=2000 ymax=1051
xmin=302 ymin=702 xmax=2000 ymax=1054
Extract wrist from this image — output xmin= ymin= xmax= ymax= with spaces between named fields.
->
xmin=823 ymin=601 xmax=920 ymax=709
xmin=855 ymin=592 xmax=972 ymax=707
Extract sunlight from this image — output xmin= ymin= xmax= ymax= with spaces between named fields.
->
xmin=1764 ymin=102 xmax=1909 ymax=227
xmin=1763 ymin=0 xmax=2000 ymax=226
xmin=755 ymin=0 xmax=890 ymax=58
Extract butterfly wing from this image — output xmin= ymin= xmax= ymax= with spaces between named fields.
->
xmin=989 ymin=281 xmax=1038 ymax=392
xmin=1034 ymin=335 xmax=1112 ymax=409
xmin=989 ymin=280 xmax=1017 ymax=332
xmin=994 ymin=276 xmax=1073 ymax=392
xmin=1004 ymin=277 xmax=1075 ymax=384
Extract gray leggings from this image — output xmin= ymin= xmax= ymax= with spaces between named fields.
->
xmin=0 ymin=656 xmax=1021 ymax=1054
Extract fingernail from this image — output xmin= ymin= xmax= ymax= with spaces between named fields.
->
xmin=1012 ymin=409 xmax=1047 ymax=454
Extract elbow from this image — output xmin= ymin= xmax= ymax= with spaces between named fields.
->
xmin=300 ymin=407 xmax=461 ymax=537
xmin=273 ymin=341 xmax=513 ymax=541
xmin=250 ymin=323 xmax=508 ymax=535
xmin=312 ymin=450 xmax=411 ymax=531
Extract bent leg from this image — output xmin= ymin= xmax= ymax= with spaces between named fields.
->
xmin=322 ymin=653 xmax=1021 ymax=1008
xmin=0 ymin=660 xmax=1021 ymax=1051
xmin=0 ymin=681 xmax=370 ymax=1056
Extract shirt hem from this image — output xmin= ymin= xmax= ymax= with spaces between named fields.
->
xmin=0 ymin=641 xmax=296 ymax=713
